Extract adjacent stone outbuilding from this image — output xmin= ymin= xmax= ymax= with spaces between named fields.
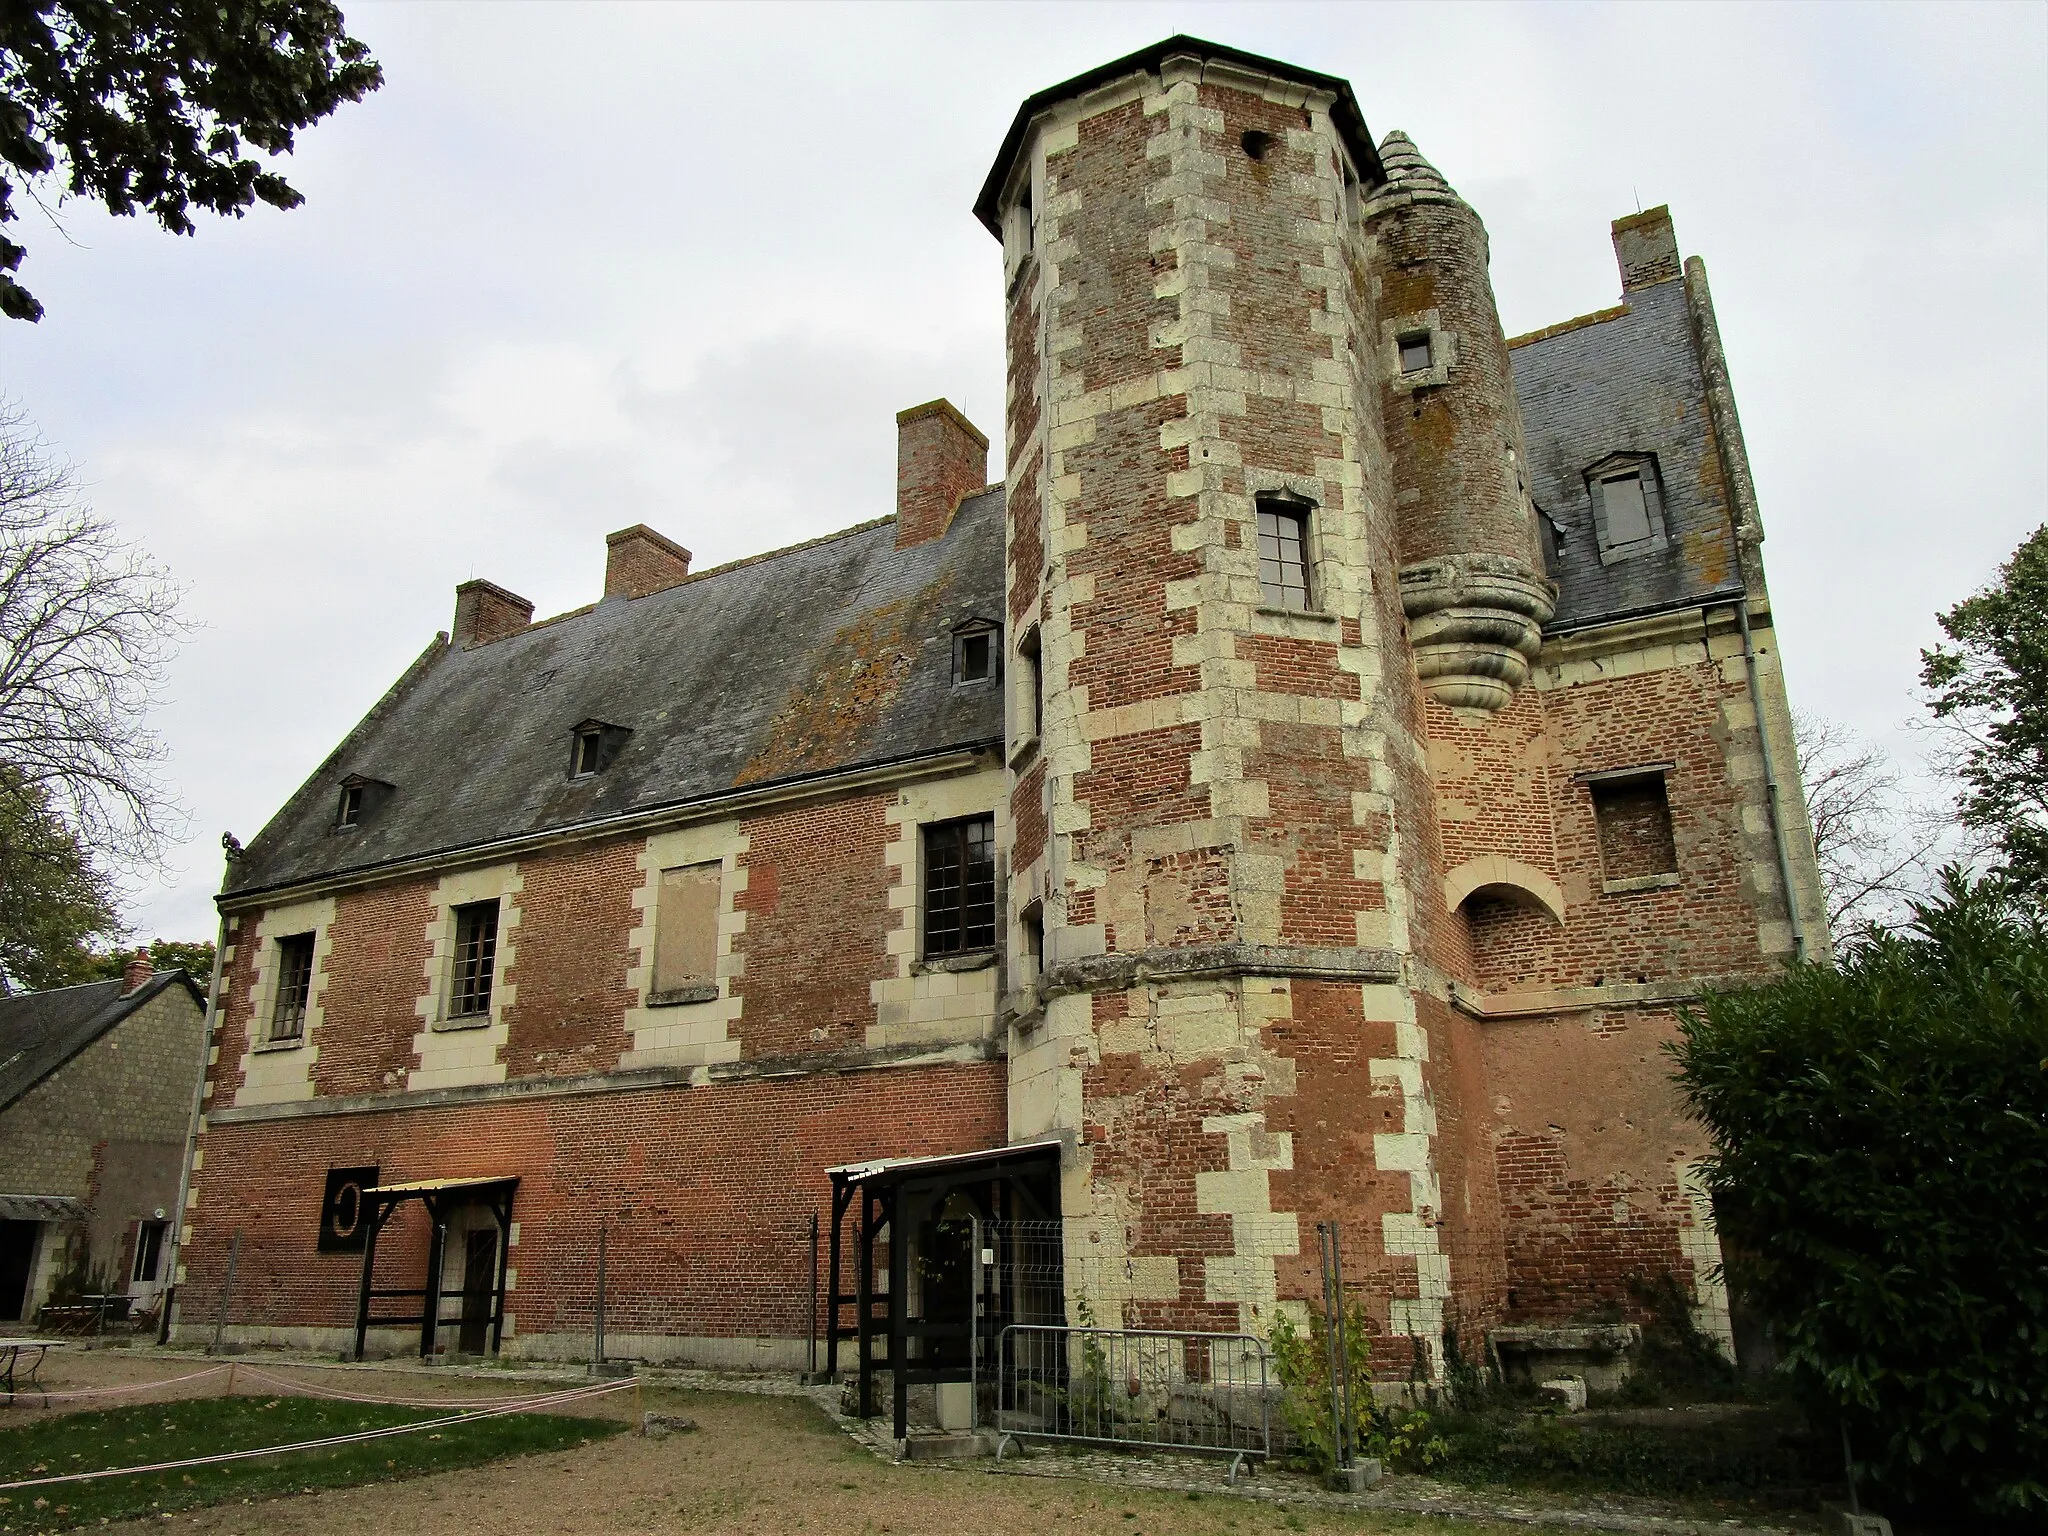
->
xmin=0 ymin=962 xmax=208 ymax=1323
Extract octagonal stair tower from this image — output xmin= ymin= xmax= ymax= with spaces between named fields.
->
xmin=984 ymin=39 xmax=1506 ymax=1382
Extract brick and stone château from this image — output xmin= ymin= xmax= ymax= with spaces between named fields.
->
xmin=172 ymin=38 xmax=1826 ymax=1403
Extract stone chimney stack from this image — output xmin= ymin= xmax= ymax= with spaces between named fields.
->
xmin=121 ymin=950 xmax=153 ymax=995
xmin=1612 ymin=205 xmax=1680 ymax=293
xmin=451 ymin=579 xmax=535 ymax=649
xmin=604 ymin=524 xmax=693 ymax=600
xmin=895 ymin=399 xmax=988 ymax=549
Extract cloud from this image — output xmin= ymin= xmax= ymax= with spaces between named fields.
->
xmin=3 ymin=1 xmax=2041 ymax=939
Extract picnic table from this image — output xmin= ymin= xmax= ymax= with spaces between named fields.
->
xmin=0 ymin=1337 xmax=59 ymax=1402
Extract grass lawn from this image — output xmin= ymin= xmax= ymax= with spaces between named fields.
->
xmin=0 ymin=1394 xmax=623 ymax=1532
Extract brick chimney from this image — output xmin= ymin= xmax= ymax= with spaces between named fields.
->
xmin=604 ymin=524 xmax=693 ymax=600
xmin=1612 ymin=206 xmax=1680 ymax=293
xmin=452 ymin=579 xmax=535 ymax=649
xmin=121 ymin=949 xmax=153 ymax=995
xmin=895 ymin=399 xmax=988 ymax=549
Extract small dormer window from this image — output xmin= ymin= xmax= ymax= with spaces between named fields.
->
xmin=569 ymin=719 xmax=630 ymax=778
xmin=334 ymin=774 xmax=392 ymax=832
xmin=1398 ymin=332 xmax=1434 ymax=374
xmin=1585 ymin=452 xmax=1667 ymax=562
xmin=953 ymin=622 xmax=1000 ymax=686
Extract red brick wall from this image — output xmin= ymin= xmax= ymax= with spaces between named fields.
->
xmin=1481 ymin=1002 xmax=1709 ymax=1323
xmin=735 ymin=794 xmax=891 ymax=1056
xmin=501 ymin=839 xmax=638 ymax=1079
xmin=181 ymin=1063 xmax=1007 ymax=1348
xmin=315 ymin=878 xmax=434 ymax=1095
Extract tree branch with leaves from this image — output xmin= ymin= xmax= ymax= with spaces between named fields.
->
xmin=1921 ymin=522 xmax=2048 ymax=895
xmin=0 ymin=0 xmax=383 ymax=321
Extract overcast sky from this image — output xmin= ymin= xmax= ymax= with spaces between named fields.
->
xmin=5 ymin=1 xmax=2044 ymax=943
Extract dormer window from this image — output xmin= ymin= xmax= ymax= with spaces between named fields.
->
xmin=953 ymin=621 xmax=1000 ymax=686
xmin=334 ymin=774 xmax=392 ymax=831
xmin=1584 ymin=452 xmax=1667 ymax=563
xmin=569 ymin=719 xmax=630 ymax=779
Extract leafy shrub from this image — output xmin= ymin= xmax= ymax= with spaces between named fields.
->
xmin=1670 ymin=874 xmax=2048 ymax=1516
xmin=1269 ymin=1303 xmax=1446 ymax=1473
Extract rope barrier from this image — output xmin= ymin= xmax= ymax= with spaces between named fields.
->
xmin=234 ymin=1364 xmax=615 ymax=1411
xmin=1 ymin=1365 xmax=230 ymax=1405
xmin=0 ymin=1376 xmax=637 ymax=1492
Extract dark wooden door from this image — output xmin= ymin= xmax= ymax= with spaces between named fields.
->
xmin=458 ymin=1228 xmax=497 ymax=1354
xmin=0 ymin=1221 xmax=37 ymax=1322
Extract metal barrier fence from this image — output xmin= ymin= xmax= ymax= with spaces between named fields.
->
xmin=990 ymin=1324 xmax=1273 ymax=1482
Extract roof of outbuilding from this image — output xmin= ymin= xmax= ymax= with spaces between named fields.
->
xmin=222 ymin=489 xmax=1010 ymax=903
xmin=1509 ymin=276 xmax=1747 ymax=630
xmin=0 ymin=971 xmax=205 ymax=1117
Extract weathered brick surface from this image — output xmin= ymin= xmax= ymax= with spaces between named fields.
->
xmin=181 ymin=1063 xmax=1006 ymax=1348
xmin=312 ymin=878 xmax=433 ymax=1096
xmin=501 ymin=839 xmax=638 ymax=1078
xmin=735 ymin=794 xmax=891 ymax=1056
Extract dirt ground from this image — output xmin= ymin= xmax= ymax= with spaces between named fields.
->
xmin=0 ymin=1350 xmax=1700 ymax=1536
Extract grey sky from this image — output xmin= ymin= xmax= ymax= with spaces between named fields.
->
xmin=5 ymin=1 xmax=2044 ymax=942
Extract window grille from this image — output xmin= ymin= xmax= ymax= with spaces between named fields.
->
xmin=1256 ymin=503 xmax=1313 ymax=611
xmin=271 ymin=933 xmax=315 ymax=1042
xmin=924 ymin=816 xmax=997 ymax=955
xmin=449 ymin=900 xmax=500 ymax=1018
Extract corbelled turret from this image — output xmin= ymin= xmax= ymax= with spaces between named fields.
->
xmin=1363 ymin=131 xmax=1555 ymax=714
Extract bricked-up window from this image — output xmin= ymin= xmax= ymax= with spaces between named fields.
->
xmin=924 ymin=816 xmax=997 ymax=955
xmin=448 ymin=900 xmax=500 ymax=1018
xmin=653 ymin=862 xmax=721 ymax=997
xmin=1592 ymin=772 xmax=1679 ymax=884
xmin=1257 ymin=501 xmax=1313 ymax=611
xmin=269 ymin=933 xmax=314 ymax=1042
xmin=1398 ymin=332 xmax=1434 ymax=373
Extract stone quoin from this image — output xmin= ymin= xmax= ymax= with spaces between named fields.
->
xmin=174 ymin=38 xmax=1824 ymax=1414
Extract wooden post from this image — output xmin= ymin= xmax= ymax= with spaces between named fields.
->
xmin=209 ymin=1230 xmax=241 ymax=1356
xmin=591 ymin=1222 xmax=607 ymax=1370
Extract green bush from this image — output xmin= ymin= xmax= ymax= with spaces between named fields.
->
xmin=1670 ymin=874 xmax=2048 ymax=1516
xmin=1269 ymin=1303 xmax=1446 ymax=1474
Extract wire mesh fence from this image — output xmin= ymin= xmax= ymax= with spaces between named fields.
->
xmin=991 ymin=1323 xmax=1273 ymax=1476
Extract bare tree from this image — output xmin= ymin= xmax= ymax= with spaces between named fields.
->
xmin=0 ymin=399 xmax=185 ymax=868
xmin=1795 ymin=713 xmax=1948 ymax=939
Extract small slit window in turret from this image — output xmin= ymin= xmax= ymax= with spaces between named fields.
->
xmin=1398 ymin=332 xmax=1434 ymax=374
xmin=1257 ymin=501 xmax=1314 ymax=611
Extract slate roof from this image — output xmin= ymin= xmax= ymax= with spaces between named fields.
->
xmin=1511 ymin=275 xmax=1747 ymax=631
xmin=0 ymin=971 xmax=204 ymax=1117
xmin=224 ymin=488 xmax=1010 ymax=901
